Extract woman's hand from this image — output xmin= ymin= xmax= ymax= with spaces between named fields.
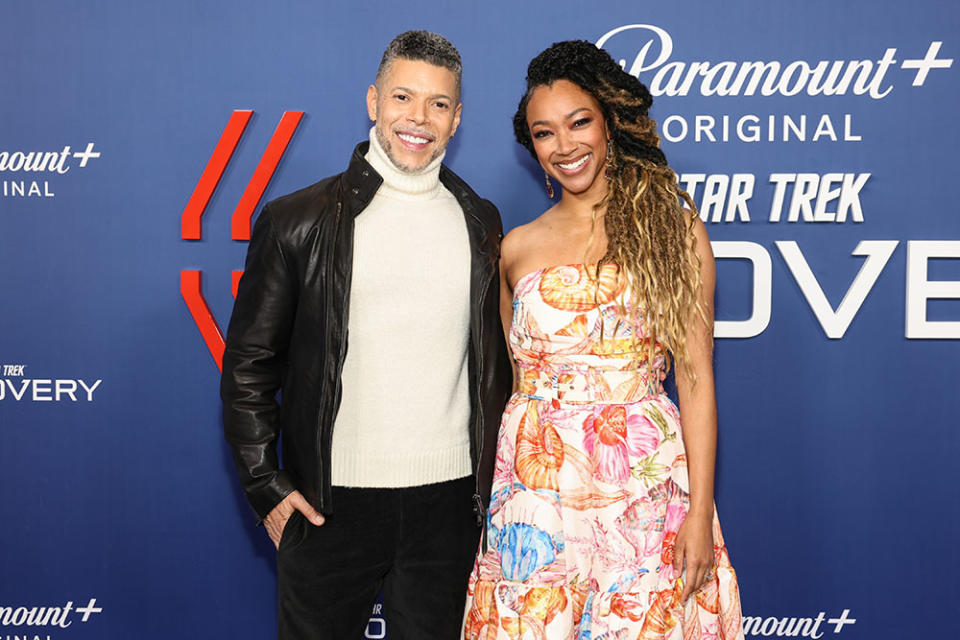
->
xmin=673 ymin=508 xmax=715 ymax=602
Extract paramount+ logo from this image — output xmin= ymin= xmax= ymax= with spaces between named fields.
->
xmin=0 ymin=597 xmax=103 ymax=634
xmin=180 ymin=110 xmax=303 ymax=371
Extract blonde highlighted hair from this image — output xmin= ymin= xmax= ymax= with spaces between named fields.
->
xmin=514 ymin=41 xmax=707 ymax=373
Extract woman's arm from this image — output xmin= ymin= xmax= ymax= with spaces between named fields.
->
xmin=673 ymin=217 xmax=718 ymax=602
xmin=499 ymin=230 xmax=520 ymax=392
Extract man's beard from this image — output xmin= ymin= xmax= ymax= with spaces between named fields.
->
xmin=375 ymin=124 xmax=445 ymax=174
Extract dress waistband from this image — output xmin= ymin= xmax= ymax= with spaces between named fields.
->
xmin=516 ymin=361 xmax=663 ymax=405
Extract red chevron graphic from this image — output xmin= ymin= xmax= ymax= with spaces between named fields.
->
xmin=181 ymin=110 xmax=303 ymax=369
xmin=232 ymin=110 xmax=303 ymax=240
xmin=181 ymin=110 xmax=252 ymax=240
xmin=181 ymin=270 xmax=225 ymax=368
xmin=179 ymin=269 xmax=246 ymax=372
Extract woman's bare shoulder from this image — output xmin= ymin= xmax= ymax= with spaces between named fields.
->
xmin=501 ymin=209 xmax=555 ymax=288
xmin=502 ymin=208 xmax=556 ymax=259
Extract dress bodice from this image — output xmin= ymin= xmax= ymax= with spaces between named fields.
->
xmin=510 ymin=263 xmax=665 ymax=403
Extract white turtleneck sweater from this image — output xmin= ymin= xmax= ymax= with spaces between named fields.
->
xmin=331 ymin=128 xmax=473 ymax=488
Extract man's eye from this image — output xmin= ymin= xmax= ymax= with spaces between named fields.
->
xmin=435 ymin=102 xmax=449 ymax=110
xmin=394 ymin=94 xmax=408 ymax=101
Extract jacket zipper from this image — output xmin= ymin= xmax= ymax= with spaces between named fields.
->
xmin=317 ymin=200 xmax=346 ymax=512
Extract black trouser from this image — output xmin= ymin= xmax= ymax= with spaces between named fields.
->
xmin=277 ymin=476 xmax=480 ymax=639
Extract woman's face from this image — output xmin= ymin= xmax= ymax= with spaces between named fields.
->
xmin=526 ymin=79 xmax=609 ymax=198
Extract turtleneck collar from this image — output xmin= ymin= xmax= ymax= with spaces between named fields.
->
xmin=365 ymin=126 xmax=445 ymax=201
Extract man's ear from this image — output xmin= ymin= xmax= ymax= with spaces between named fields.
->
xmin=450 ymin=102 xmax=463 ymax=138
xmin=366 ymin=84 xmax=378 ymax=122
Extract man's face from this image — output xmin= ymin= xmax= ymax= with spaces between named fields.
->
xmin=367 ymin=58 xmax=462 ymax=173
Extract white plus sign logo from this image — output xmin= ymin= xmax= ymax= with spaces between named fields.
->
xmin=76 ymin=597 xmax=103 ymax=622
xmin=72 ymin=142 xmax=101 ymax=168
xmin=901 ymin=41 xmax=953 ymax=86
xmin=827 ymin=609 xmax=856 ymax=633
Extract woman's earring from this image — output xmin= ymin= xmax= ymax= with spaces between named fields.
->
xmin=605 ymin=140 xmax=614 ymax=179
xmin=544 ymin=171 xmax=554 ymax=199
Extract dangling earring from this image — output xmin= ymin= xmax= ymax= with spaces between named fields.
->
xmin=605 ymin=139 xmax=614 ymax=180
xmin=544 ymin=171 xmax=554 ymax=199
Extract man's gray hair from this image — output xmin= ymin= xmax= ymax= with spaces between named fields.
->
xmin=376 ymin=31 xmax=462 ymax=99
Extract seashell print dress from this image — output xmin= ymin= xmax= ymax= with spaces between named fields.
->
xmin=463 ymin=264 xmax=744 ymax=640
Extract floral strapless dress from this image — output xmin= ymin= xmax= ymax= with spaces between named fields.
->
xmin=463 ymin=264 xmax=743 ymax=640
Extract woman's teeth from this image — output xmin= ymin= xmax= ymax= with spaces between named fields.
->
xmin=558 ymin=155 xmax=589 ymax=170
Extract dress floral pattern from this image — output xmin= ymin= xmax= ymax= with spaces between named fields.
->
xmin=463 ymin=264 xmax=743 ymax=640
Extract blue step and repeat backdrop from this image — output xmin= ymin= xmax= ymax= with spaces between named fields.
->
xmin=2 ymin=1 xmax=958 ymax=638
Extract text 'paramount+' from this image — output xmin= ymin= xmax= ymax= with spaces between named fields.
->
xmin=597 ymin=25 xmax=952 ymax=98
xmin=0 ymin=598 xmax=103 ymax=629
xmin=596 ymin=24 xmax=953 ymax=145
xmin=742 ymin=609 xmax=857 ymax=637
xmin=0 ymin=143 xmax=101 ymax=199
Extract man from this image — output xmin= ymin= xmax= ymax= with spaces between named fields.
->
xmin=221 ymin=31 xmax=511 ymax=639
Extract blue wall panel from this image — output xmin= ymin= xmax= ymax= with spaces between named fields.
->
xmin=1 ymin=1 xmax=957 ymax=637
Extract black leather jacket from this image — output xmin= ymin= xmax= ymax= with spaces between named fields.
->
xmin=221 ymin=142 xmax=512 ymax=524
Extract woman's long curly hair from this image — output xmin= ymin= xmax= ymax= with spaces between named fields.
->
xmin=514 ymin=40 xmax=706 ymax=375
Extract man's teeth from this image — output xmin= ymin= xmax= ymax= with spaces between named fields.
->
xmin=398 ymin=133 xmax=430 ymax=144
xmin=558 ymin=155 xmax=589 ymax=170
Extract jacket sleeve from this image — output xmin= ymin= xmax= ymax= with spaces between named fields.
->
xmin=484 ymin=198 xmax=504 ymax=240
xmin=220 ymin=204 xmax=298 ymax=522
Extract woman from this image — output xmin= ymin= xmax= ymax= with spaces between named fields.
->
xmin=463 ymin=41 xmax=743 ymax=639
